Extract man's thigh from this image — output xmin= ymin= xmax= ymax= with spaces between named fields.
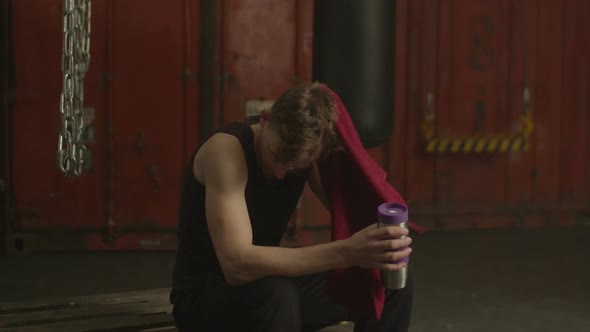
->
xmin=172 ymin=278 xmax=242 ymax=331
xmin=173 ymin=273 xmax=350 ymax=332
xmin=293 ymin=273 xmax=352 ymax=331
xmin=297 ymin=269 xmax=415 ymax=332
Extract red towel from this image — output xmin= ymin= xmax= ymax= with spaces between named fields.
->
xmin=318 ymin=88 xmax=424 ymax=320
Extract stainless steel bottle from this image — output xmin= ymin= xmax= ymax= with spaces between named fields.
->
xmin=377 ymin=202 xmax=409 ymax=289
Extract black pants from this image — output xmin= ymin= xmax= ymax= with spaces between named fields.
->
xmin=172 ymin=269 xmax=414 ymax=332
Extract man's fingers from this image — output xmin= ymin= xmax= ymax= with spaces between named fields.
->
xmin=366 ymin=223 xmax=380 ymax=231
xmin=370 ymin=225 xmax=408 ymax=239
xmin=370 ymin=237 xmax=412 ymax=250
xmin=380 ymin=247 xmax=412 ymax=262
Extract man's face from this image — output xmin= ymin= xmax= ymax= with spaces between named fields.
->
xmin=258 ymin=126 xmax=295 ymax=180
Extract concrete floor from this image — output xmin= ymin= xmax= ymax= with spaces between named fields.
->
xmin=1 ymin=226 xmax=588 ymax=332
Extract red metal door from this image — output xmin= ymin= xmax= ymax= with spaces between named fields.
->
xmin=394 ymin=0 xmax=590 ymax=229
xmin=7 ymin=0 xmax=589 ymax=253
xmin=9 ymin=0 xmax=199 ymax=252
xmin=102 ymin=0 xmax=195 ymax=250
xmin=207 ymin=0 xmax=590 ymax=239
xmin=10 ymin=0 xmax=107 ymax=243
xmin=410 ymin=0 xmax=520 ymax=228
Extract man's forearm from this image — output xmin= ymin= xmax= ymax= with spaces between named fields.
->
xmin=225 ymin=239 xmax=350 ymax=285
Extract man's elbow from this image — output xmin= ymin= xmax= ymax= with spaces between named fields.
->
xmin=222 ymin=267 xmax=251 ymax=286
xmin=220 ymin=252 xmax=256 ymax=286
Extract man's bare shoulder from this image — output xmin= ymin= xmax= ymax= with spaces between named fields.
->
xmin=194 ymin=133 xmax=248 ymax=186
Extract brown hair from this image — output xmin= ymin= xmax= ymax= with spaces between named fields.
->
xmin=267 ymin=82 xmax=341 ymax=167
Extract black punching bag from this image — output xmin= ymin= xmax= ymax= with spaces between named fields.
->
xmin=313 ymin=0 xmax=395 ymax=148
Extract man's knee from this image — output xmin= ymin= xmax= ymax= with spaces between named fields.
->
xmin=243 ymin=277 xmax=300 ymax=309
xmin=238 ymin=278 xmax=301 ymax=331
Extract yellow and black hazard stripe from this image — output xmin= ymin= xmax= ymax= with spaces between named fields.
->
xmin=425 ymin=134 xmax=529 ymax=153
xmin=421 ymin=113 xmax=534 ymax=154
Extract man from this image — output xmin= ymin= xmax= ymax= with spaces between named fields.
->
xmin=170 ymin=82 xmax=413 ymax=331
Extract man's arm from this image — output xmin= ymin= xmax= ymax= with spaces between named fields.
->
xmin=199 ymin=134 xmax=411 ymax=286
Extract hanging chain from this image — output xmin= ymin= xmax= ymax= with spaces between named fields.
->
xmin=58 ymin=0 xmax=91 ymax=177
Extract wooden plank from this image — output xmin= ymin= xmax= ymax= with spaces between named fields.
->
xmin=139 ymin=327 xmax=178 ymax=332
xmin=0 ymin=300 xmax=170 ymax=327
xmin=0 ymin=289 xmax=170 ymax=311
xmin=0 ymin=312 xmax=172 ymax=332
xmin=0 ymin=288 xmax=355 ymax=332
xmin=0 ymin=289 xmax=172 ymax=332
xmin=316 ymin=322 xmax=354 ymax=332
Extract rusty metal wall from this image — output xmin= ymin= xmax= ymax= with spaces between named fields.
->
xmin=4 ymin=0 xmax=589 ymax=252
xmin=200 ymin=0 xmax=590 ymax=239
xmin=393 ymin=0 xmax=590 ymax=229
xmin=9 ymin=0 xmax=110 ymax=251
xmin=7 ymin=0 xmax=200 ymax=252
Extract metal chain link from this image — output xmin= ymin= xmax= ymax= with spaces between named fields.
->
xmin=58 ymin=0 xmax=91 ymax=177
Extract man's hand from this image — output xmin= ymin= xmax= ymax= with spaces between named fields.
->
xmin=344 ymin=223 xmax=412 ymax=271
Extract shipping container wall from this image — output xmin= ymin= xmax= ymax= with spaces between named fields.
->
xmin=6 ymin=0 xmax=200 ymax=252
xmin=3 ymin=0 xmax=589 ymax=252
xmin=394 ymin=0 xmax=590 ymax=229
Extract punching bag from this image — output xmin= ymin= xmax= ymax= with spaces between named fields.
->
xmin=313 ymin=0 xmax=395 ymax=148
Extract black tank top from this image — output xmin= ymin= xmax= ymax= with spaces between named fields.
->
xmin=171 ymin=122 xmax=308 ymax=301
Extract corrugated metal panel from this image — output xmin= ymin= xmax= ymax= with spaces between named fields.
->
xmin=10 ymin=0 xmax=106 ymax=231
xmin=397 ymin=0 xmax=590 ymax=229
xmin=8 ymin=0 xmax=199 ymax=252
xmin=5 ymin=0 xmax=589 ymax=252
xmin=558 ymin=0 xmax=590 ymax=210
xmin=220 ymin=0 xmax=303 ymax=123
xmin=108 ymin=0 xmax=188 ymax=236
xmin=417 ymin=0 xmax=517 ymax=225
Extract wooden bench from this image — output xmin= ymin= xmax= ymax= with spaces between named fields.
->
xmin=0 ymin=289 xmax=353 ymax=332
xmin=0 ymin=289 xmax=175 ymax=332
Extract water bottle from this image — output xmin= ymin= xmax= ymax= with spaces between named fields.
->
xmin=377 ymin=202 xmax=409 ymax=289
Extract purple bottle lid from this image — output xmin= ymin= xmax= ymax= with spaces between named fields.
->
xmin=378 ymin=202 xmax=408 ymax=225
